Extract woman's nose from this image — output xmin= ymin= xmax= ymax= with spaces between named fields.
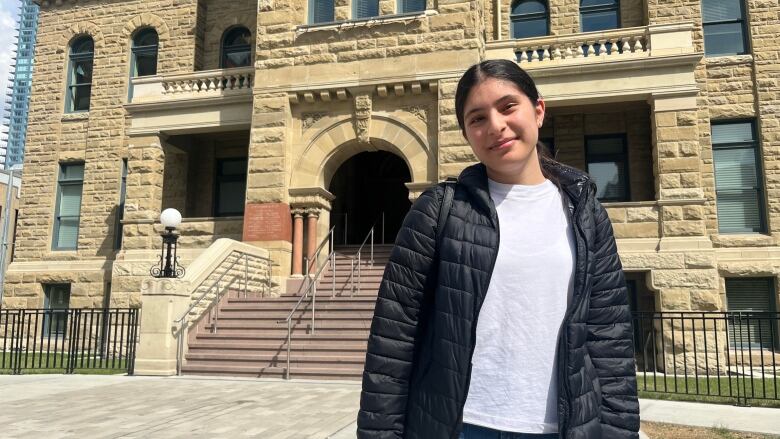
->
xmin=487 ymin=113 xmax=506 ymax=135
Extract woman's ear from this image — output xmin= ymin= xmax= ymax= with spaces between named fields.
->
xmin=536 ymin=98 xmax=546 ymax=128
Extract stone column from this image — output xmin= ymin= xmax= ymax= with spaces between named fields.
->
xmin=305 ymin=209 xmax=319 ymax=274
xmin=648 ymin=94 xmax=722 ymax=373
xmin=291 ymin=210 xmax=305 ymax=276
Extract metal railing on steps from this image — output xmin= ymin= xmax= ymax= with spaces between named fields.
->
xmin=173 ymin=249 xmax=272 ymax=375
xmin=279 ymin=226 xmax=336 ymax=379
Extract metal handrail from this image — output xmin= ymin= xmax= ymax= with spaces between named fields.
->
xmin=173 ymin=250 xmax=272 ymax=375
xmin=308 ymin=225 xmax=336 ymax=275
xmin=278 ymin=226 xmax=336 ymax=379
xmin=348 ymin=225 xmax=376 ymax=296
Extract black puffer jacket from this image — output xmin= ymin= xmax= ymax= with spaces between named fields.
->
xmin=358 ymin=161 xmax=639 ymax=439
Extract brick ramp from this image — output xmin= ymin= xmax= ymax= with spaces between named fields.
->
xmin=181 ymin=245 xmax=392 ymax=379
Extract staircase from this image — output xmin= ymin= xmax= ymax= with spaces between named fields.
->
xmin=180 ymin=245 xmax=392 ymax=379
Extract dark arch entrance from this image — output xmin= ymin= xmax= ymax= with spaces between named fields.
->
xmin=328 ymin=151 xmax=412 ymax=245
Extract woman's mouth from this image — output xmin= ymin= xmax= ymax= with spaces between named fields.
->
xmin=489 ymin=137 xmax=516 ymax=150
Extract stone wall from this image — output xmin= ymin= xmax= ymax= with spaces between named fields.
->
xmin=3 ymin=1 xmax=201 ymax=309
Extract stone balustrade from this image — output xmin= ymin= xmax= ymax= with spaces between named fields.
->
xmin=129 ymin=67 xmax=254 ymax=104
xmin=485 ymin=23 xmax=695 ymax=70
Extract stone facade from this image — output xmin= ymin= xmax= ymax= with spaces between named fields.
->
xmin=6 ymin=0 xmax=780 ymax=375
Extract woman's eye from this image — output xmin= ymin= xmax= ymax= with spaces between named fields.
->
xmin=469 ymin=116 xmax=484 ymax=125
xmin=503 ymin=103 xmax=517 ymax=112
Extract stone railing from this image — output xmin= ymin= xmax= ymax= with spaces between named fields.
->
xmin=485 ymin=23 xmax=695 ymax=70
xmin=129 ymin=67 xmax=254 ymax=104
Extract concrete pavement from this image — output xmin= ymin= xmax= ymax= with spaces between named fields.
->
xmin=0 ymin=374 xmax=778 ymax=438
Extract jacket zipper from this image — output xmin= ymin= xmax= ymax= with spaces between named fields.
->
xmin=450 ymin=208 xmax=501 ymax=439
xmin=557 ymin=181 xmax=591 ymax=439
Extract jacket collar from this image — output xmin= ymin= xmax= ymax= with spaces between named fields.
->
xmin=456 ymin=161 xmax=594 ymax=217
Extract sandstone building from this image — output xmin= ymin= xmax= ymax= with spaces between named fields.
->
xmin=1 ymin=0 xmax=778 ymax=374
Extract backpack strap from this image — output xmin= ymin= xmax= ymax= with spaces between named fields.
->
xmin=436 ymin=177 xmax=458 ymax=251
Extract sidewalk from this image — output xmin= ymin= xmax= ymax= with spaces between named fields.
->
xmin=640 ymin=398 xmax=780 ymax=436
xmin=0 ymin=374 xmax=778 ymax=438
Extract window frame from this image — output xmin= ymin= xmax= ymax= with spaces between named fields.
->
xmin=115 ymin=159 xmax=128 ymax=250
xmin=711 ymin=119 xmax=766 ymax=234
xmin=510 ymin=0 xmax=550 ymax=39
xmin=65 ymin=36 xmax=94 ymax=113
xmin=702 ymin=0 xmax=749 ymax=57
xmin=213 ymin=158 xmax=248 ymax=217
xmin=43 ymin=284 xmax=71 ymax=337
xmin=52 ymin=163 xmax=85 ymax=251
xmin=580 ymin=0 xmax=620 ymax=33
xmin=353 ymin=0 xmax=379 ymax=19
xmin=585 ymin=133 xmax=630 ymax=203
xmin=309 ymin=0 xmax=335 ymax=24
xmin=130 ymin=28 xmax=159 ymax=78
xmin=398 ymin=0 xmax=426 ymax=13
xmin=220 ymin=27 xmax=252 ymax=69
xmin=725 ymin=277 xmax=779 ymax=350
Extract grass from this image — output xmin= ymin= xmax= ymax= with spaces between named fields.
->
xmin=642 ymin=421 xmax=780 ymax=439
xmin=0 ymin=352 xmax=129 ymax=375
xmin=637 ymin=375 xmax=780 ymax=408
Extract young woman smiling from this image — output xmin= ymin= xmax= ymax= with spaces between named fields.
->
xmin=357 ymin=60 xmax=640 ymax=439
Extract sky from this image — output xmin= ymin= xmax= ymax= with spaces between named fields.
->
xmin=0 ymin=0 xmax=19 ymax=150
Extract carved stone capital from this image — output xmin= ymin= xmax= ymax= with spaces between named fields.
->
xmin=289 ymin=187 xmax=335 ymax=212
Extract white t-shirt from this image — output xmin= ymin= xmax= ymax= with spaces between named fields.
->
xmin=462 ymin=178 xmax=576 ymax=434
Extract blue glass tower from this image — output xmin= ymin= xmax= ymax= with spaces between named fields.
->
xmin=3 ymin=0 xmax=39 ymax=169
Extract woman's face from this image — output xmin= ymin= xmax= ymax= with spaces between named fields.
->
xmin=461 ymin=77 xmax=546 ymax=183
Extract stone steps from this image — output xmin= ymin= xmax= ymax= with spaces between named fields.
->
xmin=180 ymin=246 xmax=391 ymax=379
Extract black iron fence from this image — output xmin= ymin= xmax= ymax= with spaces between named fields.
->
xmin=632 ymin=311 xmax=780 ymax=405
xmin=0 ymin=308 xmax=139 ymax=375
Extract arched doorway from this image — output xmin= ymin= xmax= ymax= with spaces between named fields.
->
xmin=328 ymin=151 xmax=412 ymax=245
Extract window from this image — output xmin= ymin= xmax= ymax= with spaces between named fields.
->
xmin=214 ymin=158 xmax=247 ymax=217
xmin=10 ymin=208 xmax=18 ymax=263
xmin=309 ymin=0 xmax=335 ymax=23
xmin=726 ymin=278 xmax=777 ymax=349
xmin=511 ymin=0 xmax=549 ymax=38
xmin=702 ymin=0 xmax=748 ymax=56
xmin=354 ymin=0 xmax=379 ymax=19
xmin=712 ymin=121 xmax=765 ymax=233
xmin=220 ymin=27 xmax=252 ymax=69
xmin=399 ymin=0 xmax=425 ymax=13
xmin=580 ymin=0 xmax=619 ymax=32
xmin=131 ymin=28 xmax=158 ymax=77
xmin=53 ymin=163 xmax=84 ymax=250
xmin=585 ymin=134 xmax=629 ymax=202
xmin=66 ymin=36 xmax=93 ymax=112
xmin=44 ymin=284 xmax=70 ymax=336
xmin=115 ymin=159 xmax=128 ymax=249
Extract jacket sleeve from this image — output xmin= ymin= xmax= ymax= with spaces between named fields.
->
xmin=357 ymin=186 xmax=441 ymax=439
xmin=585 ymin=199 xmax=640 ymax=438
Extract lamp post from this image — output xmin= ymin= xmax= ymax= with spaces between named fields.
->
xmin=150 ymin=208 xmax=185 ymax=278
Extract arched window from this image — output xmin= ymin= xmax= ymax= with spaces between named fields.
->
xmin=511 ymin=0 xmax=549 ymax=39
xmin=131 ymin=28 xmax=158 ymax=77
xmin=221 ymin=27 xmax=252 ymax=69
xmin=354 ymin=0 xmax=379 ymax=18
xmin=67 ymin=36 xmax=94 ymax=112
xmin=309 ymin=0 xmax=334 ymax=23
xmin=580 ymin=0 xmax=619 ymax=32
xmin=399 ymin=0 xmax=425 ymax=13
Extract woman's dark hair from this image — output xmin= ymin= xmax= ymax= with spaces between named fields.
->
xmin=455 ymin=59 xmax=559 ymax=181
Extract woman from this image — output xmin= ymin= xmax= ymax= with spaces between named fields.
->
xmin=357 ymin=60 xmax=639 ymax=439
